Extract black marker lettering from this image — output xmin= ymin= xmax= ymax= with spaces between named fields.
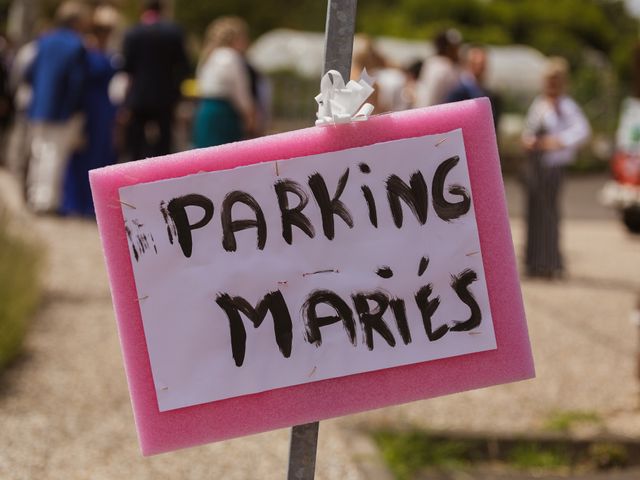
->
xmin=418 ymin=256 xmax=429 ymax=277
xmin=302 ymin=290 xmax=356 ymax=347
xmin=125 ymin=224 xmax=139 ymax=261
xmin=221 ymin=191 xmax=267 ymax=252
xmin=386 ymin=172 xmax=428 ymax=228
xmin=160 ymin=201 xmax=174 ymax=245
xmin=359 ymin=162 xmax=371 ymax=174
xmin=450 ymin=269 xmax=482 ymax=331
xmin=415 ymin=284 xmax=447 ymax=341
xmin=432 ymin=156 xmax=471 ymax=221
xmin=166 ymin=194 xmax=214 ymax=258
xmin=274 ymin=179 xmax=315 ymax=245
xmin=215 ymin=291 xmax=293 ymax=367
xmin=308 ymin=169 xmax=354 ymax=240
xmin=352 ymin=291 xmax=396 ymax=350
xmin=390 ymin=298 xmax=412 ymax=345
xmin=376 ymin=266 xmax=393 ymax=278
xmin=361 ymin=185 xmax=378 ymax=227
xmin=150 ymin=233 xmax=158 ymax=254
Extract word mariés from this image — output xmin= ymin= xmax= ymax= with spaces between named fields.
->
xmin=160 ymin=156 xmax=471 ymax=258
xmin=216 ymin=266 xmax=481 ymax=367
xmin=158 ymin=155 xmax=480 ymax=367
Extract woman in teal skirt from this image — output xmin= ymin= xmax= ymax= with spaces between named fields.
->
xmin=193 ymin=17 xmax=254 ymax=148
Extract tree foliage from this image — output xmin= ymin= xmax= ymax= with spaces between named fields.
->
xmin=172 ymin=0 xmax=637 ymax=81
xmin=174 ymin=0 xmax=326 ymax=39
xmin=358 ymin=0 xmax=636 ymax=76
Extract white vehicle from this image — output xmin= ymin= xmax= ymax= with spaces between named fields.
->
xmin=602 ymin=97 xmax=640 ymax=233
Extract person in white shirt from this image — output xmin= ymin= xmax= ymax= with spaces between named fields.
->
xmin=193 ymin=16 xmax=254 ymax=148
xmin=521 ymin=57 xmax=591 ymax=278
xmin=415 ymin=29 xmax=462 ymax=108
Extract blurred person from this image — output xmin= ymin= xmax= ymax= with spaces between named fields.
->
xmin=26 ymin=1 xmax=89 ymax=214
xmin=62 ymin=5 xmax=120 ymax=216
xmin=193 ymin=16 xmax=254 ymax=148
xmin=122 ymin=0 xmax=188 ymax=160
xmin=3 ymin=38 xmax=34 ymax=188
xmin=0 ymin=35 xmax=13 ymax=143
xmin=376 ymin=67 xmax=409 ymax=112
xmin=445 ymin=44 xmax=502 ymax=126
xmin=401 ymin=59 xmax=423 ymax=109
xmin=351 ymin=35 xmax=385 ymax=111
xmin=351 ymin=35 xmax=407 ymax=113
xmin=351 ymin=35 xmax=386 ymax=76
xmin=415 ymin=28 xmax=462 ymax=107
xmin=521 ymin=57 xmax=591 ymax=278
xmin=244 ymin=53 xmax=271 ymax=137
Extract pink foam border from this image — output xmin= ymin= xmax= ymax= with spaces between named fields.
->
xmin=90 ymin=98 xmax=533 ymax=455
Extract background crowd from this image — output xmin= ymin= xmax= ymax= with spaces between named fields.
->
xmin=1 ymin=1 xmax=278 ymax=218
xmin=0 ymin=0 xmax=604 ymax=281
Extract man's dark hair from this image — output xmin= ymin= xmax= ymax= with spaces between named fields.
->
xmin=143 ymin=0 xmax=163 ymax=12
xmin=407 ymin=60 xmax=423 ymax=81
xmin=434 ymin=29 xmax=462 ymax=56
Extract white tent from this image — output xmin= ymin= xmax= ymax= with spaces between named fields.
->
xmin=248 ymin=29 xmax=548 ymax=93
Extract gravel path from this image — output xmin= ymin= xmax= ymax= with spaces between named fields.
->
xmin=0 ymin=213 xmax=368 ymax=479
xmin=1 ymin=173 xmax=639 ymax=479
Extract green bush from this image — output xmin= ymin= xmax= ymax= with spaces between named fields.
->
xmin=508 ymin=443 xmax=572 ymax=470
xmin=373 ymin=430 xmax=474 ymax=480
xmin=0 ymin=212 xmax=41 ymax=371
xmin=544 ymin=410 xmax=602 ymax=433
xmin=589 ymin=442 xmax=629 ymax=470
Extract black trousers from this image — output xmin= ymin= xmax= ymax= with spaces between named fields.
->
xmin=525 ymin=154 xmax=565 ymax=277
xmin=126 ymin=107 xmax=174 ymax=161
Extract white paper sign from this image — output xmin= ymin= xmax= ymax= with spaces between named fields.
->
xmin=120 ymin=129 xmax=496 ymax=412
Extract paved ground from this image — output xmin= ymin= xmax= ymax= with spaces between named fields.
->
xmin=353 ymin=175 xmax=640 ymax=437
xmin=1 ymin=171 xmax=639 ymax=479
xmin=414 ymin=467 xmax=640 ymax=479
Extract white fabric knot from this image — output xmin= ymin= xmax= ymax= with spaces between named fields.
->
xmin=315 ymin=69 xmax=375 ymax=126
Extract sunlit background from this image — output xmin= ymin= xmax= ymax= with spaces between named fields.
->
xmin=1 ymin=1 xmax=640 ymax=479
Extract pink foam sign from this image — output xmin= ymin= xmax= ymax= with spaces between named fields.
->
xmin=90 ymin=98 xmax=533 ymax=456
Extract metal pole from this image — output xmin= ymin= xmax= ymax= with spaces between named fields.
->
xmin=322 ymin=0 xmax=358 ymax=80
xmin=287 ymin=422 xmax=320 ymax=480
xmin=286 ymin=2 xmax=358 ymax=479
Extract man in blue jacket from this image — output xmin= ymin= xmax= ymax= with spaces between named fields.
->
xmin=27 ymin=1 xmax=89 ymax=213
xmin=445 ymin=45 xmax=502 ymax=127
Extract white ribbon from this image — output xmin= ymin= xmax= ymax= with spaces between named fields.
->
xmin=315 ymin=69 xmax=375 ymax=126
